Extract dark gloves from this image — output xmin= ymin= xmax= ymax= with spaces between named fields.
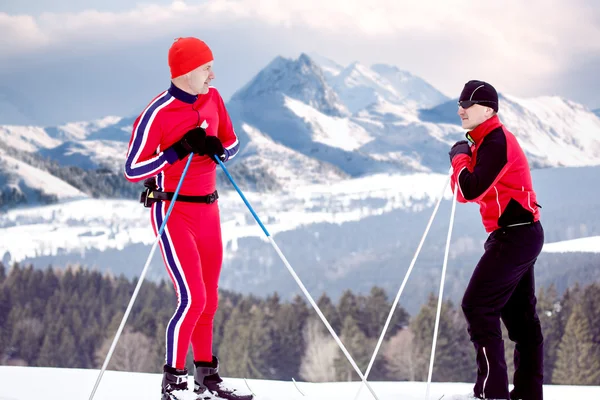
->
xmin=170 ymin=127 xmax=207 ymax=160
xmin=204 ymin=136 xmax=225 ymax=164
xmin=449 ymin=140 xmax=472 ymax=162
xmin=165 ymin=127 xmax=225 ymax=165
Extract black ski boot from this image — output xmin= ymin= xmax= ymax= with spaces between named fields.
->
xmin=194 ymin=356 xmax=254 ymax=400
xmin=162 ymin=364 xmax=190 ymax=400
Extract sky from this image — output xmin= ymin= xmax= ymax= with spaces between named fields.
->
xmin=1 ymin=0 xmax=599 ymax=125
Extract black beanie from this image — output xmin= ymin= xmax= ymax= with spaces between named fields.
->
xmin=459 ymin=80 xmax=499 ymax=112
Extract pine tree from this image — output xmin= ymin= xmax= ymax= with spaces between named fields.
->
xmin=556 ymin=284 xmax=582 ymax=337
xmin=58 ymin=326 xmax=79 ymax=367
xmin=8 ymin=306 xmax=45 ymax=365
xmin=338 ymin=290 xmax=361 ymax=326
xmin=41 ymin=265 xmax=60 ymax=300
xmin=272 ymin=295 xmax=309 ymax=379
xmin=581 ymin=283 xmax=600 ymax=345
xmin=553 ymin=303 xmax=600 ymax=385
xmin=362 ymin=287 xmax=405 ymax=338
xmin=316 ymin=293 xmax=341 ymax=334
xmin=0 ymin=262 xmax=6 ymax=284
xmin=410 ymin=294 xmax=473 ymax=382
xmin=0 ymin=286 xmax=11 ymax=359
xmin=218 ymin=299 xmax=255 ymax=378
xmin=334 ymin=315 xmax=370 ymax=381
xmin=246 ymin=307 xmax=276 ymax=379
xmin=535 ymin=285 xmax=561 ymax=383
xmin=212 ymin=292 xmax=234 ymax=357
xmin=36 ymin=318 xmax=63 ymax=367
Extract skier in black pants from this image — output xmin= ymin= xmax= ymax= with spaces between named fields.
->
xmin=449 ymin=80 xmax=544 ymax=400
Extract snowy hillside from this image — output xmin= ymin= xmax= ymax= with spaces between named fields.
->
xmin=0 ymin=125 xmax=61 ymax=152
xmin=0 ymin=147 xmax=87 ymax=207
xmin=543 ymin=236 xmax=600 ymax=253
xmin=0 ymin=172 xmax=450 ymax=266
xmin=283 ymin=97 xmax=373 ymax=152
xmin=38 ymin=139 xmax=128 ymax=171
xmin=0 ymin=116 xmax=130 ymax=171
xmin=234 ymin=123 xmax=348 ymax=189
xmin=594 ymin=108 xmax=600 ymax=117
xmin=0 ymin=115 xmax=135 ymax=208
xmin=499 ymin=94 xmax=600 ymax=167
xmin=2 ymin=165 xmax=599 ymax=312
xmin=2 ymin=366 xmax=599 ymax=400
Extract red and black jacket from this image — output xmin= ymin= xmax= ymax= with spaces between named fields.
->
xmin=450 ymin=115 xmax=541 ymax=233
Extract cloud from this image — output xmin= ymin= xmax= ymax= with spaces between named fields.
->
xmin=0 ymin=0 xmax=599 ymax=118
xmin=0 ymin=13 xmax=50 ymax=53
xmin=2 ymin=1 xmax=599 ymax=57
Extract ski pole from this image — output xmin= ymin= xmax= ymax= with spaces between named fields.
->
xmin=426 ymin=186 xmax=458 ymax=400
xmin=89 ymin=154 xmax=194 ymax=400
xmin=352 ymin=172 xmax=451 ymax=400
xmin=216 ymin=156 xmax=381 ymax=400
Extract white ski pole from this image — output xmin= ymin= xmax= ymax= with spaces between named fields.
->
xmin=426 ymin=186 xmax=458 ymax=400
xmin=216 ymin=156 xmax=381 ymax=400
xmin=352 ymin=172 xmax=451 ymax=400
xmin=89 ymin=154 xmax=194 ymax=400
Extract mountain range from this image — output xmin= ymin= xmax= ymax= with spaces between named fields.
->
xmin=1 ymin=53 xmax=600 ymax=312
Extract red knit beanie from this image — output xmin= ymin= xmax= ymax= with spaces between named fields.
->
xmin=168 ymin=37 xmax=214 ymax=79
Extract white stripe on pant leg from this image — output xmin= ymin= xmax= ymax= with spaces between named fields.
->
xmin=483 ymin=346 xmax=490 ymax=399
xmin=155 ymin=202 xmax=193 ymax=367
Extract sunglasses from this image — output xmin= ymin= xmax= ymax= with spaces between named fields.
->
xmin=458 ymin=100 xmax=497 ymax=109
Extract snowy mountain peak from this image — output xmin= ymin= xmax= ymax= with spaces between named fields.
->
xmin=322 ymin=60 xmax=448 ymax=114
xmin=371 ymin=63 xmax=449 ymax=109
xmin=230 ymin=54 xmax=348 ymax=117
xmin=371 ymin=63 xmax=409 ymax=77
xmin=593 ymin=108 xmax=600 ymax=118
xmin=307 ymin=52 xmax=344 ymax=79
xmin=330 ymin=62 xmax=398 ymax=114
xmin=45 ymin=116 xmax=126 ymax=142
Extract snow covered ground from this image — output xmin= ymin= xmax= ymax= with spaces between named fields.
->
xmin=1 ymin=366 xmax=599 ymax=400
xmin=542 ymin=236 xmax=600 ymax=253
xmin=0 ymin=172 xmax=450 ymax=264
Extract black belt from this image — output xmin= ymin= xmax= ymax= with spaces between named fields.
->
xmin=140 ymin=189 xmax=218 ymax=207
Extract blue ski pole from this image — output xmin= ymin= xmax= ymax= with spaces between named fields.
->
xmin=216 ymin=156 xmax=381 ymax=400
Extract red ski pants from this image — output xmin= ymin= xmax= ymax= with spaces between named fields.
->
xmin=151 ymin=200 xmax=222 ymax=370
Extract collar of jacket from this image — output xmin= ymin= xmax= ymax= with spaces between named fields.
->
xmin=465 ymin=115 xmax=503 ymax=144
xmin=168 ymin=82 xmax=198 ymax=104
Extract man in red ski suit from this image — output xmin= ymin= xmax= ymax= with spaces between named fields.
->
xmin=449 ymin=80 xmax=544 ymax=400
xmin=124 ymin=37 xmax=252 ymax=400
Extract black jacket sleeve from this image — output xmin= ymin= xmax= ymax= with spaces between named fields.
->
xmin=458 ymin=128 xmax=508 ymax=201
